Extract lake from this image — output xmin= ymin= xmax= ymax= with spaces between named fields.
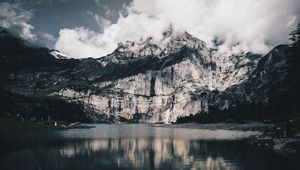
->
xmin=0 ymin=124 xmax=295 ymax=170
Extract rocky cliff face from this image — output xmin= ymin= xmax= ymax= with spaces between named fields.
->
xmin=0 ymin=27 xmax=291 ymax=123
xmin=53 ymin=30 xmax=265 ymax=123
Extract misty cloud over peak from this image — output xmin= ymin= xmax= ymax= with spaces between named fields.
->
xmin=1 ymin=0 xmax=299 ymax=58
xmin=44 ymin=0 xmax=300 ymax=58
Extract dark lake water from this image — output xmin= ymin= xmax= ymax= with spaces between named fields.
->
xmin=0 ymin=124 xmax=296 ymax=170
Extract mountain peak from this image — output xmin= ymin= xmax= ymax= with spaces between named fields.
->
xmin=114 ymin=29 xmax=207 ymax=58
xmin=162 ymin=24 xmax=175 ymax=38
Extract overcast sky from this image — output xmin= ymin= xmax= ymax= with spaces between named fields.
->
xmin=1 ymin=0 xmax=300 ymax=58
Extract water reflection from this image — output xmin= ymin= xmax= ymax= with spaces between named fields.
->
xmin=58 ymin=138 xmax=244 ymax=170
xmin=0 ymin=124 xmax=293 ymax=170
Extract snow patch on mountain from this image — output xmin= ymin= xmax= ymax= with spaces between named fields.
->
xmin=50 ymin=49 xmax=68 ymax=59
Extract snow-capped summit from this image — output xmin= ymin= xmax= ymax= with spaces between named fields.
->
xmin=50 ymin=49 xmax=68 ymax=59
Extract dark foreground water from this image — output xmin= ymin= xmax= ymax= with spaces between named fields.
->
xmin=0 ymin=124 xmax=296 ymax=170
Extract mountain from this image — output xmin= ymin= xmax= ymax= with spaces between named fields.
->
xmin=0 ymin=27 xmax=295 ymax=123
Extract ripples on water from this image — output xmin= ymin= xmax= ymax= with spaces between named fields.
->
xmin=0 ymin=124 xmax=292 ymax=170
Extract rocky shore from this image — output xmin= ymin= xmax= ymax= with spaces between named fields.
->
xmin=245 ymin=121 xmax=300 ymax=157
xmin=165 ymin=120 xmax=300 ymax=157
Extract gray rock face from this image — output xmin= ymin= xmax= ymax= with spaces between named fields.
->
xmin=54 ymin=31 xmax=266 ymax=123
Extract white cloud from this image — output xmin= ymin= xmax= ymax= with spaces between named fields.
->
xmin=0 ymin=2 xmax=57 ymax=46
xmin=0 ymin=2 xmax=37 ymax=41
xmin=87 ymin=11 xmax=111 ymax=28
xmin=56 ymin=0 xmax=300 ymax=58
xmin=19 ymin=22 xmax=37 ymax=40
xmin=54 ymin=27 xmax=118 ymax=58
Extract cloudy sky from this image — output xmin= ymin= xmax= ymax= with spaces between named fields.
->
xmin=1 ymin=0 xmax=299 ymax=58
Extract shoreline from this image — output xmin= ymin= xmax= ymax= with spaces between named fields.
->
xmin=0 ymin=117 xmax=63 ymax=134
xmin=155 ymin=121 xmax=272 ymax=131
xmin=1 ymin=117 xmax=299 ymax=157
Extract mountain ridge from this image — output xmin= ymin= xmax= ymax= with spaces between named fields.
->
xmin=0 ymin=27 xmax=294 ymax=123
